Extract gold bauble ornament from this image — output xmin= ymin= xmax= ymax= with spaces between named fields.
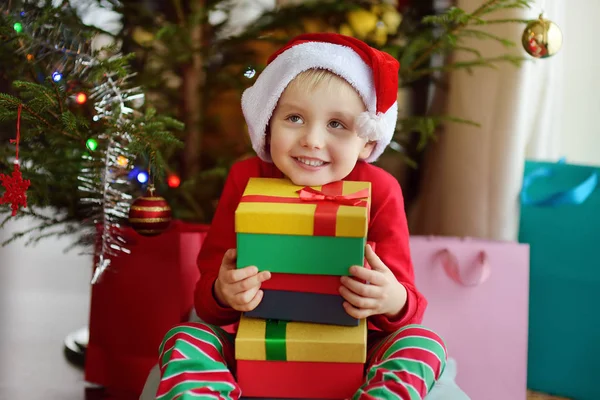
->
xmin=522 ymin=14 xmax=563 ymax=59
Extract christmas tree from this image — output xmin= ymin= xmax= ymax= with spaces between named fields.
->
xmin=0 ymin=0 xmax=534 ymax=280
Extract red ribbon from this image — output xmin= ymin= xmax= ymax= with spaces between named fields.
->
xmin=240 ymin=181 xmax=369 ymax=237
xmin=12 ymin=104 xmax=22 ymax=161
xmin=296 ymin=186 xmax=370 ymax=206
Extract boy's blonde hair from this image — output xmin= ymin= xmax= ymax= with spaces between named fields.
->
xmin=286 ymin=69 xmax=366 ymax=109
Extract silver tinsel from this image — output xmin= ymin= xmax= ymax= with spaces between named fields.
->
xmin=6 ymin=5 xmax=145 ymax=284
xmin=85 ymin=71 xmax=139 ymax=284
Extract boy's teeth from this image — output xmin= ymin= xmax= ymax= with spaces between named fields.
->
xmin=297 ymin=157 xmax=324 ymax=167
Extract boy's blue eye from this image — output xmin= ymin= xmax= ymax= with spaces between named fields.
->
xmin=329 ymin=120 xmax=345 ymax=129
xmin=287 ymin=115 xmax=303 ymax=123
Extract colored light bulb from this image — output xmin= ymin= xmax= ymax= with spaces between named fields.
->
xmin=167 ymin=174 xmax=181 ymax=188
xmin=86 ymin=138 xmax=98 ymax=151
xmin=75 ymin=92 xmax=87 ymax=104
xmin=136 ymin=171 xmax=149 ymax=184
xmin=13 ymin=22 xmax=23 ymax=33
xmin=117 ymin=155 xmax=128 ymax=167
xmin=52 ymin=71 xmax=62 ymax=82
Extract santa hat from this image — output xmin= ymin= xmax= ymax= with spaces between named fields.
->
xmin=241 ymin=33 xmax=399 ymax=163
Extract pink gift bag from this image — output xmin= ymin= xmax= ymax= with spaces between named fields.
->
xmin=410 ymin=236 xmax=530 ymax=400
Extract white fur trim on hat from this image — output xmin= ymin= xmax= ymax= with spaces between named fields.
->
xmin=241 ymin=41 xmax=397 ymax=163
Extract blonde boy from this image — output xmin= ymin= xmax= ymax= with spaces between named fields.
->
xmin=155 ymin=33 xmax=446 ymax=400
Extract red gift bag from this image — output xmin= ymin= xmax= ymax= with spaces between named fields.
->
xmin=85 ymin=220 xmax=209 ymax=396
xmin=411 ymin=236 xmax=530 ymax=400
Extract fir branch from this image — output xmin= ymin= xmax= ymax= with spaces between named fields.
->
xmin=0 ymin=93 xmax=50 ymax=127
xmin=453 ymin=46 xmax=483 ymax=58
xmin=406 ymin=0 xmax=532 ymax=73
xmin=398 ymin=115 xmax=481 ymax=151
xmin=60 ymin=111 xmax=78 ymax=132
xmin=474 ymin=18 xmax=533 ymax=25
xmin=0 ymin=93 xmax=22 ymax=107
xmin=0 ymin=207 xmax=72 ymax=246
xmin=407 ymin=55 xmax=527 ymax=80
xmin=53 ymin=81 xmax=64 ymax=114
xmin=0 ymin=92 xmax=80 ymax=140
xmin=25 ymin=227 xmax=74 ymax=246
xmin=480 ymin=0 xmax=532 ymax=15
xmin=435 ymin=115 xmax=482 ymax=127
xmin=422 ymin=7 xmax=470 ymax=27
xmin=459 ymin=29 xmax=516 ymax=47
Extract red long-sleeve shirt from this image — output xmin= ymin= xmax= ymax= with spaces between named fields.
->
xmin=194 ymin=156 xmax=427 ymax=332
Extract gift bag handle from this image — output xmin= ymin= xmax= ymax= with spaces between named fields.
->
xmin=436 ymin=249 xmax=491 ymax=287
xmin=521 ymin=158 xmax=598 ymax=206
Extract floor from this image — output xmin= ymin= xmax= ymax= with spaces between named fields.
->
xmin=0 ymin=216 xmax=93 ymax=400
xmin=0 ymin=217 xmax=571 ymax=400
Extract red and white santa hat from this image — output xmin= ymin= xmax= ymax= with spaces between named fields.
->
xmin=241 ymin=33 xmax=400 ymax=163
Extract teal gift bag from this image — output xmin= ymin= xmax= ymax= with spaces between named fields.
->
xmin=519 ymin=159 xmax=600 ymax=399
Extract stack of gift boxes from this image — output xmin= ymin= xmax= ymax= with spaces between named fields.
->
xmin=233 ymin=177 xmax=372 ymax=399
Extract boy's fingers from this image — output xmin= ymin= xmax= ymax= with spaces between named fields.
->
xmin=258 ymin=271 xmax=271 ymax=282
xmin=232 ymin=286 xmax=262 ymax=310
xmin=342 ymin=301 xmax=372 ymax=320
xmin=229 ymin=265 xmax=259 ymax=282
xmin=339 ymin=286 xmax=378 ymax=310
xmin=365 ymin=244 xmax=389 ymax=273
xmin=243 ymin=289 xmax=265 ymax=312
xmin=340 ymin=275 xmax=380 ymax=297
xmin=233 ymin=271 xmax=270 ymax=293
xmin=235 ymin=285 xmax=260 ymax=305
xmin=223 ymin=248 xmax=237 ymax=263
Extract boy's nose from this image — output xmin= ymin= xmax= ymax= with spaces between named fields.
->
xmin=300 ymin=127 xmax=325 ymax=149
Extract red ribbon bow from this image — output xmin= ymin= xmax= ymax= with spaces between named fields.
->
xmin=296 ymin=186 xmax=369 ymax=206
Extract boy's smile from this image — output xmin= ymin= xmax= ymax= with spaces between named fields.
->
xmin=292 ymin=156 xmax=330 ymax=170
xmin=268 ymin=70 xmax=375 ymax=187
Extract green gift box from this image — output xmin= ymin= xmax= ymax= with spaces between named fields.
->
xmin=235 ymin=177 xmax=371 ymax=276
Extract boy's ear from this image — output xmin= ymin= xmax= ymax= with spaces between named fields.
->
xmin=358 ymin=141 xmax=376 ymax=160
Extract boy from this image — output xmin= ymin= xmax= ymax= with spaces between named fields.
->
xmin=155 ymin=33 xmax=446 ymax=400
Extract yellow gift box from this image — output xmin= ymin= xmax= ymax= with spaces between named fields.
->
xmin=234 ymin=315 xmax=367 ymax=363
xmin=235 ymin=177 xmax=371 ymax=238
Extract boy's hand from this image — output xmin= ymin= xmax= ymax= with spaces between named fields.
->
xmin=214 ymin=249 xmax=271 ymax=312
xmin=339 ymin=244 xmax=407 ymax=320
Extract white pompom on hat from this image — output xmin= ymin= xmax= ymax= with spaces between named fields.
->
xmin=241 ymin=33 xmax=400 ymax=163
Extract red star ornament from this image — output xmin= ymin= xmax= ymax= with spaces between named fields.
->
xmin=0 ymin=163 xmax=31 ymax=216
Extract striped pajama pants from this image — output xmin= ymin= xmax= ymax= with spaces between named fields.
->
xmin=155 ymin=322 xmax=447 ymax=400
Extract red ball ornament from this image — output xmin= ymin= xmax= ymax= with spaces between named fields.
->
xmin=128 ymin=185 xmax=172 ymax=236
